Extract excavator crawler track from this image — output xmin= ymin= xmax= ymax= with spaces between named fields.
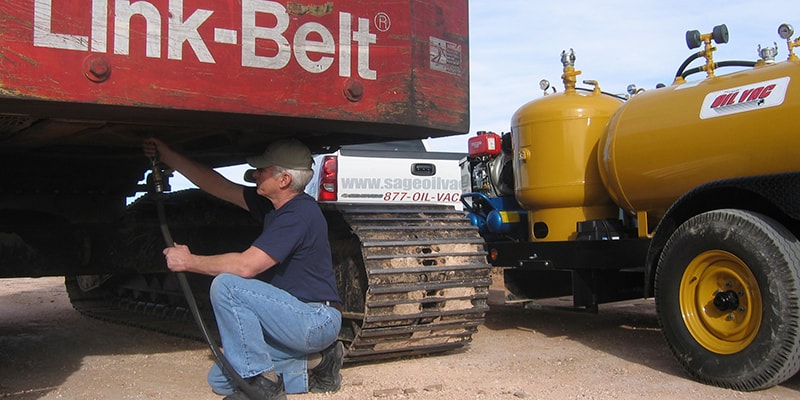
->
xmin=67 ymin=192 xmax=491 ymax=362
xmin=326 ymin=204 xmax=491 ymax=361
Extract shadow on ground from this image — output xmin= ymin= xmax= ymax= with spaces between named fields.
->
xmin=482 ymin=299 xmax=800 ymax=393
xmin=0 ymin=278 xmax=210 ymax=399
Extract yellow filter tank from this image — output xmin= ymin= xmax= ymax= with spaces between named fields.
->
xmin=512 ymin=85 xmax=623 ymax=242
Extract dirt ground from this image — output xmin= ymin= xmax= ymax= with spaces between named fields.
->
xmin=1 ymin=277 xmax=798 ymax=400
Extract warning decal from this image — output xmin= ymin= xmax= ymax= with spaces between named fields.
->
xmin=430 ymin=36 xmax=462 ymax=75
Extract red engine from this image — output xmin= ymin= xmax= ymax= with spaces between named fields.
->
xmin=468 ymin=131 xmax=502 ymax=157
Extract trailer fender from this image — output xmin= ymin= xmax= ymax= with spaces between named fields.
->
xmin=644 ymin=171 xmax=800 ymax=297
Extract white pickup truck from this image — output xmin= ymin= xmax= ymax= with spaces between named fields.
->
xmin=305 ymin=140 xmax=466 ymax=209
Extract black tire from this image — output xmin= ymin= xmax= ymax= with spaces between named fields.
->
xmin=655 ymin=209 xmax=800 ymax=391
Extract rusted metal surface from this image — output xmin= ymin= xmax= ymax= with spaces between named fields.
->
xmin=0 ymin=0 xmax=468 ymax=136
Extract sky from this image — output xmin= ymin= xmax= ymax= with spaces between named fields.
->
xmin=425 ymin=0 xmax=800 ymax=152
xmin=167 ymin=0 xmax=800 ymax=189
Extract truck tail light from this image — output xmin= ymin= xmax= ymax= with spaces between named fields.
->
xmin=318 ymin=155 xmax=338 ymax=201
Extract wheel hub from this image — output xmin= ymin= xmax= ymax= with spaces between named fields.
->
xmin=713 ymin=290 xmax=740 ymax=312
xmin=679 ymin=250 xmax=762 ymax=354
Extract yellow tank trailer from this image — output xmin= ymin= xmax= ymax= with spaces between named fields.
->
xmin=600 ymin=60 xmax=800 ymax=221
xmin=463 ymin=23 xmax=800 ymax=392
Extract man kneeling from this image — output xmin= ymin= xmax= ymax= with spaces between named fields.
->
xmin=144 ymin=138 xmax=344 ymax=399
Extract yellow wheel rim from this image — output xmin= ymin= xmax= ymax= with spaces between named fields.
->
xmin=679 ymin=250 xmax=762 ymax=354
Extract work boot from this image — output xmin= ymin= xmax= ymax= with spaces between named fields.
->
xmin=223 ymin=374 xmax=287 ymax=400
xmin=309 ymin=340 xmax=344 ymax=393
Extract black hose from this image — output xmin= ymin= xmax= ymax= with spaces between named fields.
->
xmin=674 ymin=51 xmax=704 ymax=79
xmin=574 ymin=87 xmax=627 ymax=100
xmin=680 ymin=60 xmax=758 ymax=79
xmin=151 ymin=172 xmax=260 ymax=399
xmin=715 ymin=60 xmax=758 ymax=69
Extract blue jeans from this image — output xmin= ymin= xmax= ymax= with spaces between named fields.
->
xmin=206 ymin=273 xmax=341 ymax=395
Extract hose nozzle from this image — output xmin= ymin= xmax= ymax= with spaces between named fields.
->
xmin=149 ymin=151 xmax=172 ymax=194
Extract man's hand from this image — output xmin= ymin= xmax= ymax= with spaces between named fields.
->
xmin=143 ymin=137 xmax=174 ymax=165
xmin=163 ymin=243 xmax=193 ymax=272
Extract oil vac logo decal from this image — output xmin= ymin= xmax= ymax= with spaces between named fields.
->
xmin=699 ymin=77 xmax=790 ymax=119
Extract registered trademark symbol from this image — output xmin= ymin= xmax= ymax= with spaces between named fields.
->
xmin=374 ymin=12 xmax=391 ymax=32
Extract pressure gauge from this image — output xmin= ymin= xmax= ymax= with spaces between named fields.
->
xmin=779 ymin=23 xmax=794 ymax=39
xmin=539 ymin=79 xmax=550 ymax=92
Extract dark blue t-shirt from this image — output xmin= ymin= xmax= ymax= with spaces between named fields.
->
xmin=243 ymin=187 xmax=341 ymax=304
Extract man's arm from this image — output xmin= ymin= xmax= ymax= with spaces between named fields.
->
xmin=163 ymin=244 xmax=278 ymax=278
xmin=143 ymin=138 xmax=248 ymax=210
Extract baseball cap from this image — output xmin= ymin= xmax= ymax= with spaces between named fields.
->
xmin=246 ymin=139 xmax=313 ymax=170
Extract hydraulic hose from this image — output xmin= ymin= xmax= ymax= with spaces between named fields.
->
xmin=150 ymin=156 xmax=261 ymax=400
xmin=674 ymin=50 xmax=704 ymax=80
xmin=679 ymin=60 xmax=758 ymax=80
